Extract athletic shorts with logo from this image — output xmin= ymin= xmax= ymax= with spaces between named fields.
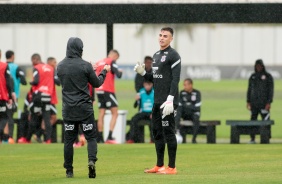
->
xmin=30 ymin=92 xmax=51 ymax=114
xmin=50 ymin=104 xmax=57 ymax=115
xmin=0 ymin=101 xmax=8 ymax=117
xmin=97 ymin=91 xmax=118 ymax=109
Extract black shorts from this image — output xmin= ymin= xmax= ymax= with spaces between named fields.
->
xmin=30 ymin=92 xmax=51 ymax=114
xmin=0 ymin=100 xmax=8 ymax=119
xmin=50 ymin=104 xmax=57 ymax=115
xmin=97 ymin=91 xmax=118 ymax=109
xmin=0 ymin=100 xmax=9 ymax=131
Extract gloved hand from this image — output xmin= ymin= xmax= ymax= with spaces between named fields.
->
xmin=160 ymin=95 xmax=174 ymax=116
xmin=134 ymin=62 xmax=146 ymax=76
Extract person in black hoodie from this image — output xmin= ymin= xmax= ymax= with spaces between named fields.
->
xmin=57 ymin=37 xmax=110 ymax=178
xmin=247 ymin=59 xmax=274 ymax=144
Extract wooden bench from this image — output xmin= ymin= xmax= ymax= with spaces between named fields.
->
xmin=136 ymin=119 xmax=152 ymax=143
xmin=53 ymin=119 xmax=64 ymax=143
xmin=180 ymin=120 xmax=221 ymax=144
xmin=14 ymin=118 xmax=220 ymax=144
xmin=226 ymin=120 xmax=274 ymax=144
xmin=125 ymin=119 xmax=151 ymax=143
xmin=130 ymin=120 xmax=221 ymax=143
xmin=15 ymin=118 xmax=139 ymax=143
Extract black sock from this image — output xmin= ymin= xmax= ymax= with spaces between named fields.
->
xmin=98 ymin=132 xmax=103 ymax=141
xmin=155 ymin=137 xmax=165 ymax=167
xmin=167 ymin=134 xmax=177 ymax=168
xmin=108 ymin=131 xmax=113 ymax=140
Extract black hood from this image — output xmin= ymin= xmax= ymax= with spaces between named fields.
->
xmin=254 ymin=59 xmax=266 ymax=73
xmin=66 ymin=37 xmax=83 ymax=58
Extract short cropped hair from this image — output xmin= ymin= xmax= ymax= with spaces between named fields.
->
xmin=31 ymin=53 xmax=41 ymax=61
xmin=144 ymin=56 xmax=153 ymax=61
xmin=161 ymin=27 xmax=174 ymax=36
xmin=47 ymin=57 xmax=55 ymax=62
xmin=108 ymin=49 xmax=119 ymax=57
xmin=144 ymin=79 xmax=153 ymax=84
xmin=6 ymin=50 xmax=14 ymax=59
xmin=184 ymin=78 xmax=193 ymax=84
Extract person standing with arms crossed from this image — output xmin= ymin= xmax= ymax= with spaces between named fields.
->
xmin=247 ymin=59 xmax=274 ymax=144
xmin=57 ymin=37 xmax=110 ymax=178
xmin=134 ymin=27 xmax=181 ymax=174
xmin=95 ymin=50 xmax=122 ymax=144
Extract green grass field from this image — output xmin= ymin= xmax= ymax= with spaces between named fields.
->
xmin=0 ymin=144 xmax=282 ymax=183
xmin=15 ymin=79 xmax=282 ymax=140
xmin=1 ymin=79 xmax=282 ymax=183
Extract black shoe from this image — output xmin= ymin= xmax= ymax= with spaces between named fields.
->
xmin=88 ymin=161 xmax=96 ymax=178
xmin=66 ymin=170 xmax=73 ymax=178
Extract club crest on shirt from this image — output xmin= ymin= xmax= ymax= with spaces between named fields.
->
xmin=162 ymin=121 xmax=169 ymax=126
xmin=261 ymin=75 xmax=266 ymax=80
xmin=161 ymin=55 xmax=166 ymax=62
xmin=191 ymin=95 xmax=196 ymax=101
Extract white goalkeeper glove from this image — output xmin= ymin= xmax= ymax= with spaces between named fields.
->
xmin=160 ymin=95 xmax=174 ymax=117
xmin=134 ymin=62 xmax=146 ymax=76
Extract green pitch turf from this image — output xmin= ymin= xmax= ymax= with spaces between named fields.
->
xmin=0 ymin=143 xmax=282 ymax=184
xmin=15 ymin=79 xmax=282 ymax=140
xmin=3 ymin=79 xmax=282 ymax=183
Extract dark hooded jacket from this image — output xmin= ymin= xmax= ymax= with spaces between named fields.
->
xmin=57 ymin=37 xmax=107 ymax=121
xmin=247 ymin=59 xmax=274 ymax=108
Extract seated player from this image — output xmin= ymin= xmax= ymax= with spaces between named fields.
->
xmin=175 ymin=78 xmax=201 ymax=144
xmin=126 ymin=80 xmax=154 ymax=143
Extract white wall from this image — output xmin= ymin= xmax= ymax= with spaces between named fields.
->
xmin=0 ymin=23 xmax=281 ymax=66
xmin=0 ymin=24 xmax=107 ymax=64
xmin=114 ymin=24 xmax=282 ymax=66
